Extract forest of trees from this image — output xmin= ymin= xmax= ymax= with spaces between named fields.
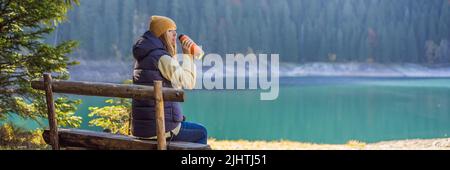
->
xmin=47 ymin=0 xmax=450 ymax=64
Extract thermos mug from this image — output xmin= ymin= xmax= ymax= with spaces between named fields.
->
xmin=179 ymin=34 xmax=204 ymax=60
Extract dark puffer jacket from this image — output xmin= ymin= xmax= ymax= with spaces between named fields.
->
xmin=131 ymin=31 xmax=184 ymax=138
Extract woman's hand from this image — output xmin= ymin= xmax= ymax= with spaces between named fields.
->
xmin=181 ymin=38 xmax=194 ymax=58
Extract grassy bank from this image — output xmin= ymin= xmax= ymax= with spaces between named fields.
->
xmin=208 ymin=138 xmax=450 ymax=150
xmin=1 ymin=121 xmax=449 ymax=150
xmin=1 ymin=138 xmax=449 ymax=150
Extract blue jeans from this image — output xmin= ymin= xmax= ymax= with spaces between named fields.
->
xmin=171 ymin=121 xmax=207 ymax=144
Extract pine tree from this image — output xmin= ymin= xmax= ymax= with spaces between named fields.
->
xmin=0 ymin=0 xmax=82 ymax=127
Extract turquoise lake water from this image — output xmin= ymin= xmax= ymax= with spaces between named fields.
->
xmin=10 ymin=77 xmax=450 ymax=144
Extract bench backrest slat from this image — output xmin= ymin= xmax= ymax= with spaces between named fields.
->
xmin=31 ymin=80 xmax=184 ymax=102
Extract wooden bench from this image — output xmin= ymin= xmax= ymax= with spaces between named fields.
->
xmin=31 ymin=73 xmax=211 ymax=150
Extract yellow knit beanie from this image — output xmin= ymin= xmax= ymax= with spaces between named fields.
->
xmin=149 ymin=15 xmax=177 ymax=37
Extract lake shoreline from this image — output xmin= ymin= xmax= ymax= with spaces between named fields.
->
xmin=209 ymin=137 xmax=450 ymax=150
xmin=68 ymin=59 xmax=450 ymax=83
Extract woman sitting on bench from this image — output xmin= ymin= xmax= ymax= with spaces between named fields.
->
xmin=131 ymin=15 xmax=207 ymax=144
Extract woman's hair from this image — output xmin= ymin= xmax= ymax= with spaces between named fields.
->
xmin=159 ymin=32 xmax=177 ymax=57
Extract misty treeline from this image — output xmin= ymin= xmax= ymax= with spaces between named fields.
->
xmin=48 ymin=0 xmax=450 ymax=64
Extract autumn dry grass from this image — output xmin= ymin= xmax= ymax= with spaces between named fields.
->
xmin=2 ymin=121 xmax=449 ymax=150
xmin=208 ymin=138 xmax=450 ymax=150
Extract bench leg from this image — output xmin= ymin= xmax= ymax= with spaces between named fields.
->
xmin=154 ymin=80 xmax=166 ymax=150
xmin=44 ymin=73 xmax=60 ymax=150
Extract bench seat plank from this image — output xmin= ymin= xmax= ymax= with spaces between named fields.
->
xmin=43 ymin=128 xmax=211 ymax=150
